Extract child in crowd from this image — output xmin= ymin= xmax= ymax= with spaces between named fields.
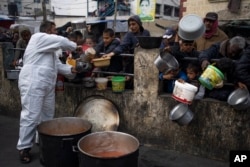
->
xmin=78 ymin=35 xmax=97 ymax=77
xmin=179 ymin=62 xmax=205 ymax=100
xmin=159 ymin=66 xmax=188 ymax=93
xmin=94 ymin=28 xmax=122 ymax=74
xmin=170 ymin=39 xmax=200 ymax=72
xmin=159 ymin=27 xmax=178 ymax=53
xmin=102 ymin=15 xmax=150 ymax=89
xmin=83 ymin=35 xmax=96 ymax=49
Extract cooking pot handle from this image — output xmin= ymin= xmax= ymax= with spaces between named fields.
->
xmin=72 ymin=145 xmax=79 ymax=152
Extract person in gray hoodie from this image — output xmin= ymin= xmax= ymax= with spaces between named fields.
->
xmin=103 ymin=15 xmax=150 ymax=88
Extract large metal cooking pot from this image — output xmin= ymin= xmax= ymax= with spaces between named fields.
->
xmin=77 ymin=131 xmax=140 ymax=167
xmin=154 ymin=51 xmax=179 ymax=73
xmin=169 ymin=103 xmax=194 ymax=126
xmin=37 ymin=117 xmax=92 ymax=167
xmin=178 ymin=14 xmax=205 ymax=40
xmin=227 ymin=88 xmax=250 ymax=110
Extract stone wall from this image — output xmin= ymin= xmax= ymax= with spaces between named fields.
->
xmin=0 ymin=42 xmax=249 ymax=161
xmin=181 ymin=0 xmax=250 ymax=20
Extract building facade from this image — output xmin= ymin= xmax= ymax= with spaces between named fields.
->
xmin=0 ymin=0 xmax=50 ymax=17
xmin=0 ymin=0 xmax=180 ymax=20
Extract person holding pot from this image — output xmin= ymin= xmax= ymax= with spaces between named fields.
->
xmin=194 ymin=12 xmax=228 ymax=52
xmin=102 ymin=15 xmax=150 ymax=88
xmin=93 ymin=28 xmax=122 ymax=74
xmin=159 ymin=27 xmax=178 ymax=53
xmin=198 ymin=36 xmax=247 ymax=101
xmin=159 ymin=66 xmax=188 ymax=93
xmin=234 ymin=43 xmax=250 ymax=91
xmin=168 ymin=39 xmax=200 ymax=71
xmin=17 ymin=21 xmax=79 ymax=164
xmin=199 ymin=36 xmax=246 ymax=71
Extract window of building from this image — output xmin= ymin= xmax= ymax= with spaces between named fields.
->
xmin=155 ymin=4 xmax=161 ymax=15
xmin=163 ymin=5 xmax=172 ymax=16
xmin=174 ymin=7 xmax=179 ymax=17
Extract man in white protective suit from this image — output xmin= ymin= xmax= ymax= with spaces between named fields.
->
xmin=17 ymin=20 xmax=78 ymax=163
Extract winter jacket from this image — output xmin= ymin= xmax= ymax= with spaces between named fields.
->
xmin=198 ymin=42 xmax=222 ymax=63
xmin=234 ymin=46 xmax=250 ymax=89
xmin=94 ymin=38 xmax=122 ymax=72
xmin=113 ymin=30 xmax=150 ymax=55
xmin=170 ymin=45 xmax=200 ymax=69
xmin=194 ymin=28 xmax=228 ymax=52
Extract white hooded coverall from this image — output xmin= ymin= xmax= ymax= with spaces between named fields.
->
xmin=17 ymin=32 xmax=77 ymax=150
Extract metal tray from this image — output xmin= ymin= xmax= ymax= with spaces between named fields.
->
xmin=74 ymin=96 xmax=119 ymax=132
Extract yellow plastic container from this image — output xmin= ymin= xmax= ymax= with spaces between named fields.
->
xmin=199 ymin=65 xmax=224 ymax=90
xmin=112 ymin=76 xmax=126 ymax=93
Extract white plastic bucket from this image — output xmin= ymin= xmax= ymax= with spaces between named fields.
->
xmin=95 ymin=77 xmax=108 ymax=90
xmin=172 ymin=80 xmax=198 ymax=104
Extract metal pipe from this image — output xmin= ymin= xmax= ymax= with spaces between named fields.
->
xmin=92 ymin=71 xmax=134 ymax=76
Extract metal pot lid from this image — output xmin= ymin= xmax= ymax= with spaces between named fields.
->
xmin=75 ymin=96 xmax=119 ymax=132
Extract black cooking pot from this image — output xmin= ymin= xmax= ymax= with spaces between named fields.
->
xmin=78 ymin=131 xmax=140 ymax=167
xmin=37 ymin=117 xmax=92 ymax=167
xmin=137 ymin=36 xmax=162 ymax=49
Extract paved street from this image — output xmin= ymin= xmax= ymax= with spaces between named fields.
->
xmin=0 ymin=114 xmax=228 ymax=167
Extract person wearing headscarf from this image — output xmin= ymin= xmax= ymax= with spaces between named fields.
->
xmin=194 ymin=12 xmax=228 ymax=52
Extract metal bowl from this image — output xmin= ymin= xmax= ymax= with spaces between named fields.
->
xmin=178 ymin=14 xmax=205 ymax=40
xmin=227 ymin=88 xmax=250 ymax=110
xmin=169 ymin=103 xmax=194 ymax=126
xmin=82 ymin=77 xmax=95 ymax=88
xmin=137 ymin=36 xmax=162 ymax=49
xmin=154 ymin=51 xmax=179 ymax=73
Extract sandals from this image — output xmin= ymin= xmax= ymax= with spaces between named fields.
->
xmin=19 ymin=148 xmax=31 ymax=164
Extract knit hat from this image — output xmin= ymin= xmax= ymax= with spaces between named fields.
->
xmin=128 ymin=15 xmax=144 ymax=31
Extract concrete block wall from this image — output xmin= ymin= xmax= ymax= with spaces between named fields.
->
xmin=0 ymin=42 xmax=249 ymax=161
xmin=181 ymin=0 xmax=250 ymax=19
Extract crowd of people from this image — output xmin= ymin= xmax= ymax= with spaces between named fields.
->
xmin=159 ymin=12 xmax=250 ymax=101
xmin=1 ymin=11 xmax=249 ymax=164
xmin=6 ymin=12 xmax=250 ymax=101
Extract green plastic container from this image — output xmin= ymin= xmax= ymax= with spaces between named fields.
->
xmin=112 ymin=76 xmax=126 ymax=92
xmin=199 ymin=65 xmax=224 ymax=90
